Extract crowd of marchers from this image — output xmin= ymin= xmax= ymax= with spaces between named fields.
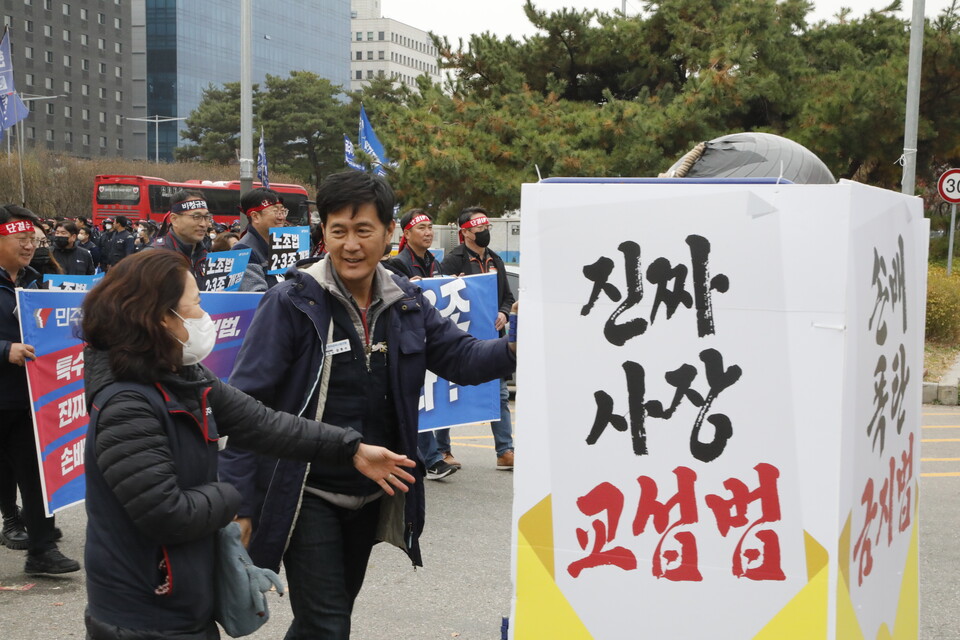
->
xmin=0 ymin=171 xmax=518 ymax=640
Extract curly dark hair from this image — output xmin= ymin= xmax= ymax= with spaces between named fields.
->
xmin=81 ymin=250 xmax=191 ymax=382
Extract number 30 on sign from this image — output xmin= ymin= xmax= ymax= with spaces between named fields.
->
xmin=938 ymin=168 xmax=960 ymax=204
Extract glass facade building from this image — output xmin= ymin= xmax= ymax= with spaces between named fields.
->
xmin=143 ymin=0 xmax=351 ymax=160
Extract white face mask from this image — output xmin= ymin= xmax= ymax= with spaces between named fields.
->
xmin=172 ymin=310 xmax=217 ymax=365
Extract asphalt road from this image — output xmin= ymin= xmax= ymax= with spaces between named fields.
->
xmin=3 ymin=403 xmax=960 ymax=639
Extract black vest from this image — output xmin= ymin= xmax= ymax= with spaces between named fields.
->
xmin=305 ymin=301 xmax=398 ymax=496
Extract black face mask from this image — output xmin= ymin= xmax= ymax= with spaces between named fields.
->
xmin=473 ymin=229 xmax=491 ymax=248
xmin=53 ymin=236 xmax=70 ymax=249
xmin=31 ymin=247 xmax=50 ymax=268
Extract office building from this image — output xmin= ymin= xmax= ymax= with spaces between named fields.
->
xmin=2 ymin=0 xmax=136 ymax=158
xmin=350 ymin=0 xmax=442 ymax=93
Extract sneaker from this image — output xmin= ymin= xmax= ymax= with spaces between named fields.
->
xmin=497 ymin=450 xmax=515 ymax=470
xmin=1 ymin=507 xmax=29 ymax=551
xmin=442 ymin=452 xmax=462 ymax=469
xmin=426 ymin=460 xmax=457 ymax=480
xmin=24 ymin=548 xmax=80 ymax=575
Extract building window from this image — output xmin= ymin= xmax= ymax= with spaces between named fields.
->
xmin=63 ymin=80 xmax=71 ymax=92
xmin=378 ymin=31 xmax=385 ymax=41
xmin=24 ymin=20 xmax=33 ymax=33
xmin=81 ymin=108 xmax=89 ymax=120
xmin=24 ymin=46 xmax=33 ymax=59
xmin=43 ymin=25 xmax=52 ymax=38
xmin=27 ymin=127 xmax=35 ymax=140
xmin=115 ymin=66 xmax=121 ymax=78
xmin=80 ymin=8 xmax=87 ymax=20
xmin=367 ymin=50 xmax=373 ymax=60
xmin=63 ymin=29 xmax=70 ymax=42
xmin=97 ymin=12 xmax=105 ymax=25
xmin=378 ymin=50 xmax=384 ymax=60
xmin=82 ymin=133 xmax=89 ymax=145
xmin=44 ymin=77 xmax=53 ymax=89
xmin=355 ymin=70 xmax=362 ymax=80
xmin=98 ymin=62 xmax=106 ymax=74
xmin=99 ymin=136 xmax=106 ymax=148
xmin=63 ymin=55 xmax=71 ymax=67
xmin=115 ymin=90 xmax=122 ymax=101
xmin=81 ymin=59 xmax=89 ymax=71
xmin=99 ymin=112 xmax=106 ymax=123
xmin=80 ymin=34 xmax=88 ymax=46
xmin=45 ymin=130 xmax=54 ymax=141
xmin=98 ymin=87 xmax=106 ymax=99
xmin=44 ymin=51 xmax=53 ymax=63
xmin=367 ymin=32 xmax=373 ymax=40
xmin=366 ymin=70 xmax=373 ymax=80
xmin=2 ymin=16 xmax=9 ymax=28
xmin=355 ymin=51 xmax=362 ymax=61
xmin=114 ymin=42 xmax=121 ymax=54
xmin=116 ymin=138 xmax=122 ymax=150
xmin=98 ymin=38 xmax=105 ymax=50
xmin=63 ymin=4 xmax=70 ymax=15
xmin=64 ymin=132 xmax=72 ymax=143
xmin=115 ymin=114 xmax=122 ymax=125
xmin=64 ymin=106 xmax=72 ymax=118
xmin=81 ymin=84 xmax=89 ymax=96
xmin=24 ymin=73 xmax=33 ymax=86
xmin=44 ymin=0 xmax=51 ymax=10
xmin=114 ymin=17 xmax=121 ymax=29
xmin=356 ymin=32 xmax=362 ymax=41
xmin=45 ymin=103 xmax=54 ymax=115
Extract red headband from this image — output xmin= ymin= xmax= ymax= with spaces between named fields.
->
xmin=0 ymin=220 xmax=36 ymax=236
xmin=460 ymin=215 xmax=489 ymax=230
xmin=245 ymin=198 xmax=281 ymax=215
xmin=404 ymin=214 xmax=431 ymax=231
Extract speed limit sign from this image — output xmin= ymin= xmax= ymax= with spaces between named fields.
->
xmin=938 ymin=168 xmax=960 ymax=203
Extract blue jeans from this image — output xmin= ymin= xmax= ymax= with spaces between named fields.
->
xmin=491 ymin=379 xmax=514 ymax=456
xmin=283 ymin=493 xmax=381 ymax=640
xmin=417 ymin=431 xmax=442 ymax=467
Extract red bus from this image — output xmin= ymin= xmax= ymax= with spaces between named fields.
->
xmin=92 ymin=175 xmax=311 ymax=227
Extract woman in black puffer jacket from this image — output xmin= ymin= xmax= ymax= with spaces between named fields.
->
xmin=80 ymin=250 xmax=415 ymax=640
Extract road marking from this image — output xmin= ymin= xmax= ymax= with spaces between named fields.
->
xmin=923 ymin=412 xmax=960 ymax=416
xmin=447 ymin=443 xmax=495 ymax=450
xmin=922 ymin=472 xmax=960 ymax=477
xmin=922 ymin=438 xmax=960 ymax=442
xmin=451 ymin=436 xmax=494 ymax=441
xmin=922 ymin=457 xmax=960 ymax=461
xmin=922 ymin=425 xmax=960 ymax=429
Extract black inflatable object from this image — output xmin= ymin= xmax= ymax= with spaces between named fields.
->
xmin=666 ymin=132 xmax=836 ymax=184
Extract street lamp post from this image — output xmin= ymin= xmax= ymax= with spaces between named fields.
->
xmin=126 ymin=115 xmax=187 ymax=163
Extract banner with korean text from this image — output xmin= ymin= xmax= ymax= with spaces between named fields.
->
xmin=416 ymin=273 xmax=499 ymax=431
xmin=17 ymin=290 xmax=263 ymax=516
xmin=512 ymin=179 xmax=926 ymax=639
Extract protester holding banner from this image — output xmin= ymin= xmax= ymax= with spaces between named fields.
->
xmin=442 ymin=207 xmax=517 ymax=470
xmin=0 ymin=204 xmax=79 ymax=575
xmin=236 ymin=187 xmax=288 ymax=292
xmin=218 ymin=171 xmax=517 ymax=639
xmin=80 ymin=249 xmax=416 ymax=640
xmin=148 ymin=190 xmax=210 ymax=282
xmin=52 ymin=221 xmax=95 ymax=276
xmin=385 ymin=209 xmax=459 ymax=478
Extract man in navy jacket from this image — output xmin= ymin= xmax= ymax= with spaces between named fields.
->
xmin=219 ymin=172 xmax=516 ymax=639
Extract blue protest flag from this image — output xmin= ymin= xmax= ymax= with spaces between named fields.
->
xmin=358 ymin=104 xmax=390 ymax=177
xmin=344 ymin=134 xmax=364 ymax=171
xmin=257 ymin=127 xmax=269 ymax=188
xmin=0 ymin=92 xmax=29 ymax=130
xmin=0 ymin=27 xmax=14 ymax=97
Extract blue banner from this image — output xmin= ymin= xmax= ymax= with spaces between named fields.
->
xmin=44 ymin=273 xmax=104 ymax=291
xmin=16 ymin=289 xmax=264 ymax=515
xmin=0 ymin=28 xmax=13 ymax=97
xmin=201 ymin=248 xmax=252 ymax=292
xmin=359 ymin=104 xmax=389 ymax=177
xmin=257 ymin=128 xmax=270 ymax=188
xmin=416 ymin=273 xmax=500 ymax=431
xmin=0 ymin=91 xmax=28 ymax=130
xmin=267 ymin=226 xmax=310 ymax=275
xmin=344 ymin=134 xmax=364 ymax=171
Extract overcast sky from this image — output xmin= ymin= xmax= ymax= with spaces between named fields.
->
xmin=382 ymin=0 xmax=955 ymax=44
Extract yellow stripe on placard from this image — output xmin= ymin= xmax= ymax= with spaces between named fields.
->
xmin=921 ymin=438 xmax=960 ymax=442
xmin=921 ymin=425 xmax=960 ymax=428
xmin=921 ymin=472 xmax=960 ymax=477
xmin=514 ymin=495 xmax=593 ymax=639
xmin=921 ymin=457 xmax=960 ymax=461
xmin=753 ymin=532 xmax=829 ymax=639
